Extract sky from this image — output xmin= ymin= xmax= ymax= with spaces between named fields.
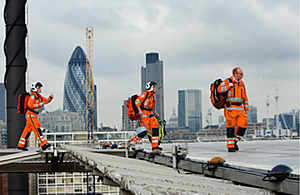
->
xmin=0 ymin=0 xmax=299 ymax=129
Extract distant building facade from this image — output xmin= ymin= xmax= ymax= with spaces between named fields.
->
xmin=168 ymin=122 xmax=266 ymax=140
xmin=141 ymin=52 xmax=164 ymax=120
xmin=38 ymin=109 xmax=85 ymax=132
xmin=275 ymin=111 xmax=295 ymax=130
xmin=37 ymin=172 xmax=118 ymax=194
xmin=248 ymin=105 xmax=257 ymax=123
xmin=63 ymin=46 xmax=97 ymax=130
xmin=178 ymin=89 xmax=202 ymax=132
xmin=296 ymin=110 xmax=300 ymax=135
xmin=0 ymin=83 xmax=5 ymax=122
xmin=262 ymin=118 xmax=275 ymax=129
xmin=0 ymin=120 xmax=6 ymax=147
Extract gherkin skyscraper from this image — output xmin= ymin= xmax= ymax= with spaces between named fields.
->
xmin=63 ymin=46 xmax=97 ymax=130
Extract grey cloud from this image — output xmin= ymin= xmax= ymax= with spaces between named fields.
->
xmin=2 ymin=0 xmax=298 ymax=127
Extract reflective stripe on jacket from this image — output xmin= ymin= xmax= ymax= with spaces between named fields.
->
xmin=217 ymin=76 xmax=249 ymax=111
xmin=135 ymin=90 xmax=156 ymax=114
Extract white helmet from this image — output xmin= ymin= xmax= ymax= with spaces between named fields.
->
xmin=146 ymin=81 xmax=157 ymax=92
xmin=31 ymin=82 xmax=43 ymax=92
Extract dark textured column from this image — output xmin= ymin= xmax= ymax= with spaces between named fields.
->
xmin=4 ymin=0 xmax=28 ymax=194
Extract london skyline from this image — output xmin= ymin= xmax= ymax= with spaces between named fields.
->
xmin=0 ymin=0 xmax=298 ymax=129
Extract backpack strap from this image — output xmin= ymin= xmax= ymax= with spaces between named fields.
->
xmin=225 ymin=78 xmax=235 ymax=107
xmin=140 ymin=91 xmax=154 ymax=111
xmin=35 ymin=93 xmax=42 ymax=102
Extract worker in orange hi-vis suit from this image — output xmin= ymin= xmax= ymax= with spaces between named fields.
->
xmin=135 ymin=81 xmax=161 ymax=152
xmin=217 ymin=67 xmax=249 ymax=152
xmin=17 ymin=82 xmax=54 ymax=151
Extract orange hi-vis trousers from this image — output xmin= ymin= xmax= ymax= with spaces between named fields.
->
xmin=224 ymin=108 xmax=248 ymax=149
xmin=18 ymin=115 xmax=49 ymax=149
xmin=139 ymin=114 xmax=159 ymax=150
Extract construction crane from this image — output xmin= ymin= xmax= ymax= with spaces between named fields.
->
xmin=266 ymin=94 xmax=270 ymax=131
xmin=86 ymin=27 xmax=95 ymax=144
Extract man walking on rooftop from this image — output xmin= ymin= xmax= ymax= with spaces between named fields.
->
xmin=218 ymin=67 xmax=249 ymax=152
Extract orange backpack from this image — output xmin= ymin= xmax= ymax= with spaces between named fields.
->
xmin=210 ymin=78 xmax=232 ymax=110
xmin=126 ymin=92 xmax=149 ymax=121
xmin=17 ymin=92 xmax=30 ymax=114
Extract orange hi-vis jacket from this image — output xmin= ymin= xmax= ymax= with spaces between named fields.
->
xmin=26 ymin=92 xmax=53 ymax=116
xmin=135 ymin=90 xmax=159 ymax=150
xmin=135 ymin=90 xmax=156 ymax=115
xmin=217 ymin=76 xmax=249 ymax=111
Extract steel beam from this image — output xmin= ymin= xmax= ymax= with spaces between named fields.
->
xmin=0 ymin=151 xmax=41 ymax=166
xmin=0 ymin=162 xmax=87 ymax=173
xmin=204 ymin=166 xmax=299 ymax=195
xmin=135 ymin=151 xmax=300 ymax=195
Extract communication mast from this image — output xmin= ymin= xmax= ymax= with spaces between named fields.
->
xmin=86 ymin=27 xmax=94 ymax=143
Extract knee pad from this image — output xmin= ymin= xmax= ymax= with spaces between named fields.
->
xmin=227 ymin=128 xmax=235 ymax=138
xmin=37 ymin=128 xmax=43 ymax=136
xmin=25 ymin=132 xmax=31 ymax=139
xmin=152 ymin=128 xmax=159 ymax=136
xmin=150 ymin=116 xmax=159 ymax=136
xmin=236 ymin=127 xmax=246 ymax=136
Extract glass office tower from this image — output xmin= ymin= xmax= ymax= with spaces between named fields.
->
xmin=178 ymin=89 xmax=202 ymax=132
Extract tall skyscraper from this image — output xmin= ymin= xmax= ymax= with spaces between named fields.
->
xmin=141 ymin=52 xmax=164 ymax=120
xmin=178 ymin=89 xmax=202 ymax=132
xmin=63 ymin=46 xmax=97 ymax=130
xmin=0 ymin=83 xmax=5 ymax=122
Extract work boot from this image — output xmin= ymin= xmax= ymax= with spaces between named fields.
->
xmin=228 ymin=148 xmax=236 ymax=152
xmin=42 ymin=143 xmax=51 ymax=150
xmin=18 ymin=147 xmax=28 ymax=151
xmin=152 ymin=146 xmax=163 ymax=151
xmin=234 ymin=141 xmax=239 ymax=151
xmin=235 ymin=135 xmax=244 ymax=141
